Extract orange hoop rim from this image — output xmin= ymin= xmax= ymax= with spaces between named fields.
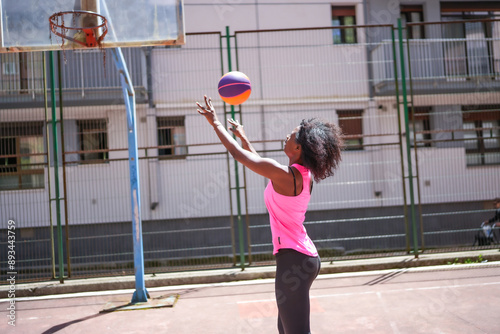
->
xmin=49 ymin=10 xmax=108 ymax=47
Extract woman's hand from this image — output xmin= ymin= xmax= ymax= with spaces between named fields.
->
xmin=228 ymin=118 xmax=246 ymax=139
xmin=196 ymin=95 xmax=219 ymax=127
xmin=229 ymin=118 xmax=259 ymax=156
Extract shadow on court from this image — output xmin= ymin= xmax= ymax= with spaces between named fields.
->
xmin=41 ymin=313 xmax=106 ymax=334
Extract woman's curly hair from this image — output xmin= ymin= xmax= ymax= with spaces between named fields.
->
xmin=295 ymin=118 xmax=344 ymax=183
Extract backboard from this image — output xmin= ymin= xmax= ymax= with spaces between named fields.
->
xmin=0 ymin=0 xmax=185 ymax=53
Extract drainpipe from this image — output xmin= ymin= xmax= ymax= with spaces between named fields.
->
xmin=363 ymin=0 xmax=375 ymax=98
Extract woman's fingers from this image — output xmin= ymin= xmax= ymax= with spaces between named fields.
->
xmin=196 ymin=96 xmax=215 ymax=112
xmin=228 ymin=118 xmax=241 ymax=127
xmin=204 ymin=95 xmax=213 ymax=110
xmin=196 ymin=100 xmax=212 ymax=113
xmin=196 ymin=102 xmax=206 ymax=115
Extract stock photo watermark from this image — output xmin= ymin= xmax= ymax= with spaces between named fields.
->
xmin=6 ymin=219 xmax=17 ymax=327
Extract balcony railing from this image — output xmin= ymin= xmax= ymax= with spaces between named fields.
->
xmin=0 ymin=48 xmax=147 ymax=106
xmin=372 ymin=37 xmax=500 ymax=94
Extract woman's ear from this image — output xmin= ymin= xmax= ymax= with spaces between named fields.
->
xmin=295 ymin=143 xmax=302 ymax=155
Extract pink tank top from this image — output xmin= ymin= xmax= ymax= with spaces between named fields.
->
xmin=264 ymin=164 xmax=318 ymax=257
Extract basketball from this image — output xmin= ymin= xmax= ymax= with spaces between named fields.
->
xmin=218 ymin=71 xmax=251 ymax=105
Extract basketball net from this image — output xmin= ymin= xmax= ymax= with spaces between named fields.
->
xmin=49 ymin=11 xmax=108 ymax=67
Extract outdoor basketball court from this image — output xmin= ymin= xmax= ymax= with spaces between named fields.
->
xmin=2 ymin=2 xmax=500 ymax=333
xmin=1 ymin=263 xmax=499 ymax=333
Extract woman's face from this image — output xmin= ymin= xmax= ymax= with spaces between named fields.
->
xmin=284 ymin=126 xmax=301 ymax=155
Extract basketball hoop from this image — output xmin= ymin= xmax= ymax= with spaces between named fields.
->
xmin=49 ymin=10 xmax=108 ymax=48
xmin=49 ymin=10 xmax=108 ymax=69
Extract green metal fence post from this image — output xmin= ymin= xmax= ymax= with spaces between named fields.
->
xmin=225 ymin=26 xmax=246 ymax=270
xmin=397 ymin=19 xmax=419 ymax=258
xmin=57 ymin=51 xmax=72 ymax=277
xmin=43 ymin=52 xmax=56 ymax=279
xmin=404 ymin=26 xmax=426 ymax=252
xmin=390 ymin=28 xmax=411 ymax=254
xmin=218 ymin=33 xmax=238 ymax=267
xmin=233 ymin=31 xmax=252 ymax=266
xmin=49 ymin=51 xmax=65 ymax=281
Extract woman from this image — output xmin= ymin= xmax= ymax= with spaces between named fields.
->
xmin=197 ymin=95 xmax=343 ymax=334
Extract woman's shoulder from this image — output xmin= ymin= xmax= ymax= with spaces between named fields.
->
xmin=290 ymin=163 xmax=309 ymax=174
xmin=290 ymin=164 xmax=312 ymax=183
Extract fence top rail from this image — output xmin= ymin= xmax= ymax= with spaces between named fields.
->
xmin=375 ymin=36 xmax=500 ymax=45
xmin=186 ymin=31 xmax=223 ymax=36
xmin=208 ymin=18 xmax=500 ymax=36
xmin=407 ymin=18 xmax=500 ymax=27
xmin=418 ymin=126 xmax=500 ymax=136
xmin=234 ymin=24 xmax=394 ymax=35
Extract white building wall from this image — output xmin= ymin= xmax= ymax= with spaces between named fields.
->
xmin=2 ymin=0 xmax=500 ymax=227
xmin=183 ymin=0 xmax=362 ymax=32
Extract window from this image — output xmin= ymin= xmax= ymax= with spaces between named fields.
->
xmin=0 ymin=122 xmax=45 ymax=190
xmin=332 ymin=6 xmax=357 ymax=44
xmin=157 ymin=116 xmax=187 ymax=157
xmin=441 ymin=2 xmax=500 ymax=78
xmin=337 ymin=110 xmax=363 ymax=150
xmin=401 ymin=5 xmax=425 ymax=39
xmin=77 ymin=119 xmax=108 ymax=162
xmin=409 ymin=107 xmax=432 ymax=147
xmin=1 ymin=54 xmax=28 ymax=88
xmin=19 ymin=53 xmax=29 ymax=92
xmin=441 ymin=2 xmax=500 ymax=19
xmin=2 ymin=62 xmax=17 ymax=75
xmin=462 ymin=105 xmax=500 ymax=166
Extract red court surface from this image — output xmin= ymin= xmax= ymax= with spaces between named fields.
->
xmin=1 ymin=263 xmax=500 ymax=334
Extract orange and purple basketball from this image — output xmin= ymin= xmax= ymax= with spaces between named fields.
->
xmin=218 ymin=71 xmax=251 ymax=105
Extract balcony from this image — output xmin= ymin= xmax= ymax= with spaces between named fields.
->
xmin=0 ymin=48 xmax=148 ymax=108
xmin=372 ymin=37 xmax=500 ymax=96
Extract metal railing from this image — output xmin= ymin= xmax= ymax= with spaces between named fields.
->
xmin=372 ymin=37 xmax=500 ymax=84
xmin=0 ymin=48 xmax=146 ymax=104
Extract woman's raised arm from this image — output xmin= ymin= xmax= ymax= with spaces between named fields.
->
xmin=197 ymin=95 xmax=288 ymax=182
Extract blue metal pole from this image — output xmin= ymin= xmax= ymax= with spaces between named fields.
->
xmin=110 ymin=47 xmax=149 ymax=303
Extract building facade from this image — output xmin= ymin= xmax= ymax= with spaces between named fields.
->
xmin=1 ymin=0 xmax=499 ymax=280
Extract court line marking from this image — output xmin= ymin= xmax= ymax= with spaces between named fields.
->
xmin=1 ymin=261 xmax=498 ymax=303
xmin=236 ymin=281 xmax=500 ymax=304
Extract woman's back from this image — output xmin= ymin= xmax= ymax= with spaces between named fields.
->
xmin=264 ymin=164 xmax=317 ymax=257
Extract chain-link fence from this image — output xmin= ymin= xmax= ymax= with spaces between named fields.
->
xmin=1 ymin=20 xmax=499 ymax=284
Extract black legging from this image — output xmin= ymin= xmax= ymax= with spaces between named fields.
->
xmin=275 ymin=249 xmax=321 ymax=334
